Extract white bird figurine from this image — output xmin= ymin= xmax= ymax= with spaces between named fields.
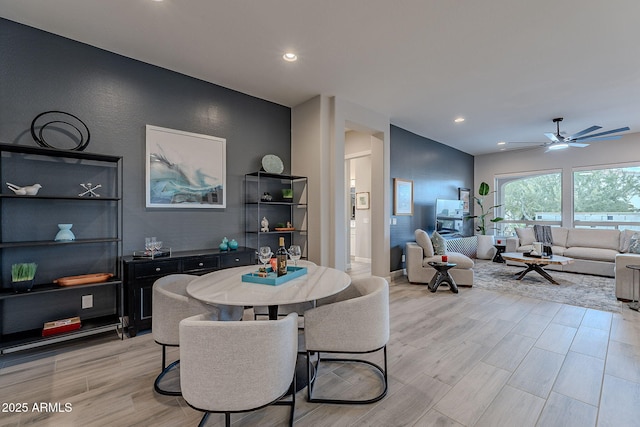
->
xmin=6 ymin=182 xmax=42 ymax=195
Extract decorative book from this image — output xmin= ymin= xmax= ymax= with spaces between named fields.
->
xmin=42 ymin=316 xmax=81 ymax=336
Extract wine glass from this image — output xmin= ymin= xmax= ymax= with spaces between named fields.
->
xmin=154 ymin=240 xmax=163 ymax=254
xmin=288 ymin=245 xmax=301 ymax=268
xmin=258 ymin=246 xmax=273 ymax=271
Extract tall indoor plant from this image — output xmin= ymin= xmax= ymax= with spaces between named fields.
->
xmin=468 ymin=181 xmax=503 ymax=235
xmin=467 ymin=182 xmax=503 ymax=259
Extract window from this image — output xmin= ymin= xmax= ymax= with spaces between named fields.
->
xmin=496 ymin=171 xmax=562 ymax=236
xmin=573 ymin=165 xmax=640 ymax=230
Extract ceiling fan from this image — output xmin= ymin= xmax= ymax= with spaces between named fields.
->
xmin=512 ymin=117 xmax=630 ymax=151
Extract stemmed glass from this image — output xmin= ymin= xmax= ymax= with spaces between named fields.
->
xmin=145 ymin=237 xmax=157 ymax=255
xmin=288 ymin=245 xmax=301 ymax=268
xmin=258 ymin=246 xmax=273 ymax=271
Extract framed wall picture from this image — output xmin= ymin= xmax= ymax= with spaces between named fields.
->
xmin=393 ymin=178 xmax=413 ymax=215
xmin=458 ymin=187 xmax=471 ymax=215
xmin=146 ymin=125 xmax=226 ymax=208
xmin=356 ymin=192 xmax=370 ymax=210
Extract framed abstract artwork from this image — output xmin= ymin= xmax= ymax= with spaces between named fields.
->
xmin=356 ymin=192 xmax=370 ymax=210
xmin=393 ymin=178 xmax=413 ymax=215
xmin=146 ymin=125 xmax=226 ymax=208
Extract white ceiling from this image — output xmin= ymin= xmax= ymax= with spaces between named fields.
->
xmin=2 ymin=0 xmax=639 ymax=155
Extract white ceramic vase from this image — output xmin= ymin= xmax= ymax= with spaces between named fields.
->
xmin=476 ymin=234 xmax=495 ymax=260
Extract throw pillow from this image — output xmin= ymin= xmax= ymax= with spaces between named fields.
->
xmin=629 ymin=233 xmax=640 ymax=254
xmin=431 ymin=231 xmax=447 ymax=255
xmin=515 ymin=227 xmax=535 ymax=246
xmin=415 ymin=229 xmax=434 ymax=257
xmin=620 ymin=229 xmax=636 ymax=253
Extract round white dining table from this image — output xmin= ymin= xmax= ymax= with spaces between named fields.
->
xmin=186 ymin=262 xmax=351 ymax=319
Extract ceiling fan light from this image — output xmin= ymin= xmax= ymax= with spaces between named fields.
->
xmin=548 ymin=142 xmax=569 ymax=150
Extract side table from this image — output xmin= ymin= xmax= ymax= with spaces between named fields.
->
xmin=625 ymin=265 xmax=640 ymax=312
xmin=493 ymin=244 xmax=506 ymax=263
xmin=427 ymin=262 xmax=458 ymax=293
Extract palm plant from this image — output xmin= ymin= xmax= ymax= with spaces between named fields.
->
xmin=467 ymin=182 xmax=503 ymax=235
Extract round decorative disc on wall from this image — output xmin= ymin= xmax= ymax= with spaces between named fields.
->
xmin=261 ymin=154 xmax=284 ymax=174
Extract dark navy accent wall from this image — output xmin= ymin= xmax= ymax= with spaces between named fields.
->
xmin=0 ymin=18 xmax=291 ymax=255
xmin=390 ymin=125 xmax=474 ymax=271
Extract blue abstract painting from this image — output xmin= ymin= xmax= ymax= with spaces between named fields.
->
xmin=146 ymin=125 xmax=226 ymax=208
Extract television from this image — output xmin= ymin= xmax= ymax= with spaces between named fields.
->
xmin=435 ymin=199 xmax=464 ymax=236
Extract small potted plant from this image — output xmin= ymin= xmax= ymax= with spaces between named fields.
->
xmin=11 ymin=262 xmax=37 ymax=293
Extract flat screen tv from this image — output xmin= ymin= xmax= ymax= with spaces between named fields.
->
xmin=435 ymin=199 xmax=464 ymax=236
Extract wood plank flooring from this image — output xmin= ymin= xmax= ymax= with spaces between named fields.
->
xmin=1 ymin=261 xmax=640 ymax=426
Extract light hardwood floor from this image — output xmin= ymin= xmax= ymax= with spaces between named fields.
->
xmin=1 ymin=262 xmax=640 ymax=427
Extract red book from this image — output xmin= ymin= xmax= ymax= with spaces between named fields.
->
xmin=42 ymin=317 xmax=81 ymax=337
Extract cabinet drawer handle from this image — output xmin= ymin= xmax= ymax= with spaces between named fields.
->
xmin=199 ymin=262 xmax=204 ymax=267
xmin=235 ymin=258 xmax=240 ymax=262
xmin=155 ymin=267 xmax=161 ymax=272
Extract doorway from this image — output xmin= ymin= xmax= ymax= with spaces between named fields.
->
xmin=345 ymin=130 xmax=373 ymax=272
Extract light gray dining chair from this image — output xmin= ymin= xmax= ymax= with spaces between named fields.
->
xmin=180 ymin=312 xmax=298 ymax=427
xmin=304 ymin=275 xmax=389 ymax=404
xmin=152 ymin=274 xmax=244 ymax=396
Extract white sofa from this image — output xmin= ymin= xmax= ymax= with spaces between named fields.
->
xmin=506 ymin=227 xmax=640 ymax=300
xmin=406 ymin=229 xmax=474 ymax=287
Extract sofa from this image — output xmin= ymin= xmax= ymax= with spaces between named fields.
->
xmin=406 ymin=229 xmax=475 ymax=287
xmin=506 ymin=227 xmax=640 ymax=300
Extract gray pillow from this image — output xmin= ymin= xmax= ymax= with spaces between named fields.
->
xmin=431 ymin=231 xmax=447 ymax=255
xmin=415 ymin=229 xmax=434 ymax=257
xmin=629 ymin=233 xmax=640 ymax=254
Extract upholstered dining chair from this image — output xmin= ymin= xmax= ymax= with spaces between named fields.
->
xmin=179 ymin=312 xmax=298 ymax=427
xmin=152 ymin=274 xmax=244 ymax=396
xmin=304 ymin=275 xmax=389 ymax=404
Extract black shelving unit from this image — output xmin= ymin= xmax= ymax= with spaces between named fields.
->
xmin=0 ymin=143 xmax=123 ymax=354
xmin=244 ymin=171 xmax=308 ymax=257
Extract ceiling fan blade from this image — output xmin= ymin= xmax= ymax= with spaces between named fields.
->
xmin=576 ymin=135 xmax=622 ymax=142
xmin=567 ymin=142 xmax=589 ymax=148
xmin=544 ymin=132 xmax=560 ymax=142
xmin=566 ymin=125 xmax=601 ymax=140
xmin=574 ymin=126 xmax=630 ymax=140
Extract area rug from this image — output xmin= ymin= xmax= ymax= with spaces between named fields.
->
xmin=473 ymin=260 xmax=622 ymax=313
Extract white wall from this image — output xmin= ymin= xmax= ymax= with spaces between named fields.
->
xmin=475 ymin=132 xmax=640 ymax=230
xmin=292 ymin=95 xmax=390 ymax=277
xmin=291 ymin=96 xmax=330 ymax=265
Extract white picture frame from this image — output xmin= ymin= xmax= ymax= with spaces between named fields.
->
xmin=146 ymin=125 xmax=226 ymax=208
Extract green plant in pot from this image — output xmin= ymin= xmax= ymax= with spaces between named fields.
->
xmin=467 ymin=181 xmax=503 ymax=235
xmin=11 ymin=262 xmax=37 ymax=293
xmin=466 ymin=182 xmax=504 ymax=260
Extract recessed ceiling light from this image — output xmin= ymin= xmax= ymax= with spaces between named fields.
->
xmin=283 ymin=52 xmax=298 ymax=62
xmin=497 ymin=141 xmax=506 ymax=145
xmin=454 ymin=117 xmax=465 ymax=123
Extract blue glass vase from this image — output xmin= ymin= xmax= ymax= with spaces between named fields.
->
xmin=54 ymin=224 xmax=75 ymax=241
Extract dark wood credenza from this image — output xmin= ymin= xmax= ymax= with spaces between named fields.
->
xmin=122 ymin=247 xmax=255 ymax=337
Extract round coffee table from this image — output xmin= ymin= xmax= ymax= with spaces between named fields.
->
xmin=427 ymin=262 xmax=458 ymax=293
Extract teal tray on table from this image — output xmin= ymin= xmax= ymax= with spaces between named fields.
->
xmin=242 ymin=266 xmax=307 ymax=286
